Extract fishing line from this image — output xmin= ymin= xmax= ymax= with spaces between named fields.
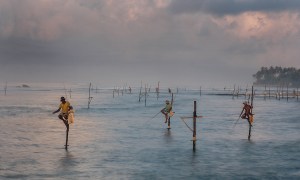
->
xmin=179 ymin=117 xmax=194 ymax=132
xmin=145 ymin=110 xmax=162 ymax=124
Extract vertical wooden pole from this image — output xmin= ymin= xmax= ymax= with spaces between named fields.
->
xmin=232 ymin=84 xmax=236 ymax=99
xmin=139 ymin=86 xmax=142 ymax=102
xmin=88 ymin=83 xmax=92 ymax=109
xmin=248 ymin=86 xmax=254 ymax=140
xmin=281 ymin=85 xmax=284 ymax=99
xmin=167 ymin=117 xmax=171 ymax=130
xmin=287 ymin=84 xmax=289 ymax=102
xmin=297 ymin=88 xmax=299 ymax=101
xmin=193 ymin=101 xmax=197 ymax=151
xmin=69 ymin=88 xmax=72 ymax=99
xmin=167 ymin=93 xmax=174 ymax=130
xmin=248 ymin=120 xmax=252 ymax=140
xmin=144 ymin=84 xmax=147 ymax=107
xmin=4 ymin=81 xmax=7 ymax=96
xmin=157 ymin=81 xmax=160 ymax=100
xmin=278 ymin=86 xmax=280 ymax=99
xmin=65 ymin=124 xmax=69 ymax=150
xmin=245 ymin=85 xmax=248 ymax=99
xmin=264 ymin=84 xmax=266 ymax=100
xmin=276 ymin=86 xmax=278 ymax=99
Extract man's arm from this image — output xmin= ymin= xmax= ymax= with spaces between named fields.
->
xmin=53 ymin=108 xmax=60 ymax=114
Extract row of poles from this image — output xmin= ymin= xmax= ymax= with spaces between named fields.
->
xmin=2 ymin=81 xmax=256 ymax=150
xmin=231 ymin=84 xmax=299 ymax=102
xmin=67 ymin=82 xmax=254 ymax=150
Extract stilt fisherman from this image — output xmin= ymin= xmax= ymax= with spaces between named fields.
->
xmin=240 ymin=101 xmax=254 ymax=126
xmin=53 ymin=96 xmax=71 ymax=128
xmin=161 ymin=100 xmax=173 ymax=123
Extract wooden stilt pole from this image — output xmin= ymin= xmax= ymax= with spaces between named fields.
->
xmin=167 ymin=93 xmax=174 ymax=130
xmin=265 ymin=84 xmax=267 ymax=100
xmin=297 ymin=88 xmax=299 ymax=101
xmin=65 ymin=124 xmax=69 ymax=150
xmin=88 ymin=83 xmax=92 ymax=109
xmin=248 ymin=86 xmax=254 ymax=140
xmin=287 ymin=84 xmax=289 ymax=102
xmin=232 ymin=84 xmax=236 ymax=99
xmin=167 ymin=117 xmax=171 ymax=130
xmin=281 ymin=85 xmax=284 ymax=99
xmin=157 ymin=81 xmax=160 ymax=100
xmin=144 ymin=85 xmax=147 ymax=107
xmin=248 ymin=121 xmax=252 ymax=140
xmin=193 ymin=101 xmax=197 ymax=151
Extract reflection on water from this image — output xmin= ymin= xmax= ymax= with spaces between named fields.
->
xmin=0 ymin=85 xmax=299 ymax=179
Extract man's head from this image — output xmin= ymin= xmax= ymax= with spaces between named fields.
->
xmin=165 ymin=100 xmax=170 ymax=104
xmin=243 ymin=101 xmax=248 ymax=105
xmin=61 ymin=97 xmax=66 ymax=102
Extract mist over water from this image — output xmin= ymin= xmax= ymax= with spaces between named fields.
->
xmin=0 ymin=84 xmax=299 ymax=179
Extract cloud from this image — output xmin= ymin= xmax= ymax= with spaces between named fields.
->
xmin=168 ymin=0 xmax=300 ymax=16
xmin=0 ymin=0 xmax=300 ymax=87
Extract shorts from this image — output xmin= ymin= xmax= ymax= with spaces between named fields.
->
xmin=59 ymin=112 xmax=68 ymax=119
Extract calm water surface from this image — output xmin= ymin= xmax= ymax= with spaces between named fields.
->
xmin=0 ymin=84 xmax=299 ymax=179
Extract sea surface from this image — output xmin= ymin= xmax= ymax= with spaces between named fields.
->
xmin=0 ymin=83 xmax=299 ymax=179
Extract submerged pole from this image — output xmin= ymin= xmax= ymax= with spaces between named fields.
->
xmin=248 ymin=121 xmax=252 ymax=140
xmin=193 ymin=101 xmax=197 ymax=151
xmin=168 ymin=93 xmax=174 ymax=130
xmin=167 ymin=117 xmax=171 ymax=130
xmin=157 ymin=81 xmax=160 ymax=100
xmin=144 ymin=85 xmax=147 ymax=107
xmin=264 ymin=84 xmax=266 ymax=100
xmin=139 ymin=85 xmax=142 ymax=102
xmin=88 ymin=83 xmax=92 ymax=109
xmin=69 ymin=88 xmax=72 ymax=99
xmin=287 ymin=84 xmax=289 ymax=102
xmin=297 ymin=88 xmax=299 ymax=101
xmin=65 ymin=124 xmax=69 ymax=150
xmin=248 ymin=86 xmax=254 ymax=140
xmin=232 ymin=84 xmax=236 ymax=99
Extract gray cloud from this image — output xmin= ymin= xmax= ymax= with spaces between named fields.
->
xmin=0 ymin=0 xmax=299 ymax=87
xmin=169 ymin=0 xmax=300 ymax=16
xmin=0 ymin=38 xmax=62 ymax=66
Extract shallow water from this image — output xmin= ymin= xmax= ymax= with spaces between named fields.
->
xmin=0 ymin=84 xmax=300 ymax=179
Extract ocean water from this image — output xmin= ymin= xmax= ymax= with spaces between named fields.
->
xmin=0 ymin=83 xmax=299 ymax=179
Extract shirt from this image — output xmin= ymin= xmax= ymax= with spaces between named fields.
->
xmin=164 ymin=103 xmax=172 ymax=113
xmin=59 ymin=101 xmax=70 ymax=113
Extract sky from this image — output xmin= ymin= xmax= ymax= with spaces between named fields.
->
xmin=1 ymin=0 xmax=300 ymax=88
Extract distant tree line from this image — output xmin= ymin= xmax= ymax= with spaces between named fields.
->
xmin=253 ymin=66 xmax=300 ymax=87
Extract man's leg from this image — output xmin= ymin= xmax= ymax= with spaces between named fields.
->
xmin=58 ymin=113 xmax=69 ymax=128
xmin=58 ymin=114 xmax=64 ymax=121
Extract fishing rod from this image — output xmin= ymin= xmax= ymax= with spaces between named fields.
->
xmin=233 ymin=108 xmax=244 ymax=128
xmin=144 ymin=110 xmax=162 ymax=124
xmin=151 ymin=110 xmax=162 ymax=120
